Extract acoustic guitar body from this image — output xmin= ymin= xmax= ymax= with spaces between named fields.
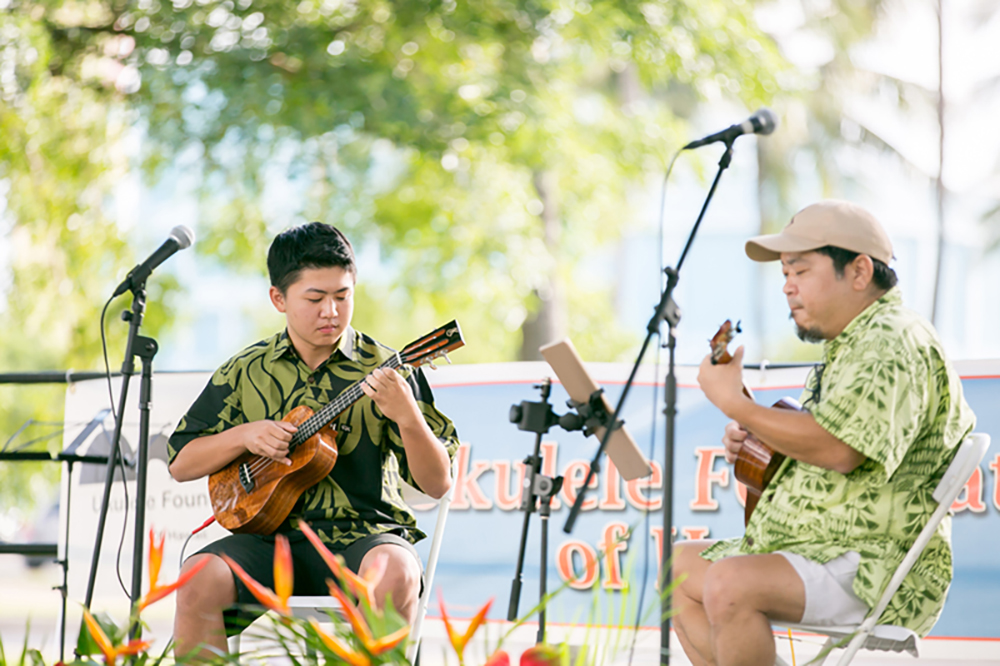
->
xmin=732 ymin=397 xmax=800 ymax=526
xmin=207 ymin=405 xmax=339 ymax=535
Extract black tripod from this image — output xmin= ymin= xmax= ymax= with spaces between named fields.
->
xmin=83 ymin=285 xmax=159 ymax=641
xmin=507 ymin=378 xmax=617 ymax=643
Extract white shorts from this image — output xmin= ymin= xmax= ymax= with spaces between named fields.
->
xmin=777 ymin=551 xmax=870 ymax=626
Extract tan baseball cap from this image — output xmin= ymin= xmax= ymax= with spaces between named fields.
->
xmin=745 ymin=200 xmax=894 ymax=264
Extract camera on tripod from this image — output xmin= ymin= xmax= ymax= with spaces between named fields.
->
xmin=509 ymin=394 xmax=582 ymax=434
xmin=508 ymin=379 xmax=611 ymax=439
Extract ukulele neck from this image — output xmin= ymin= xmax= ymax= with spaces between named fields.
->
xmin=288 ymin=353 xmax=403 ymax=448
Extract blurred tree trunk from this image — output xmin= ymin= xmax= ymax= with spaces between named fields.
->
xmin=519 ymin=170 xmax=565 ymax=361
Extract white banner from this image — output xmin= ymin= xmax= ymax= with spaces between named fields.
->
xmin=60 ymin=360 xmax=1000 ymax=657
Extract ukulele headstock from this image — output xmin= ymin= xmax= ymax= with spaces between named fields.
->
xmin=709 ymin=319 xmax=741 ymax=365
xmin=399 ymin=320 xmax=465 ymax=369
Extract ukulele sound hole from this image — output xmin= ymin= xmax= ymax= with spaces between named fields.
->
xmin=239 ymin=462 xmax=255 ymax=493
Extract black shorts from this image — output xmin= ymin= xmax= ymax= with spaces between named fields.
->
xmin=193 ymin=528 xmax=423 ymax=636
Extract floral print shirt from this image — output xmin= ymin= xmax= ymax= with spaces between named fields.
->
xmin=168 ymin=327 xmax=460 ymax=547
xmin=702 ymin=288 xmax=975 ymax=636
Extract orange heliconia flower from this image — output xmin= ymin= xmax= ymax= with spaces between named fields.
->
xmin=298 ymin=520 xmax=384 ymax=608
xmin=310 ymin=619 xmax=371 ymax=666
xmin=325 ymin=577 xmax=410 ymax=655
xmin=138 ymin=529 xmax=211 ymax=610
xmin=220 ymin=534 xmax=293 ymax=615
xmin=82 ymin=609 xmax=151 ymax=666
xmin=439 ymin=594 xmax=493 ymax=665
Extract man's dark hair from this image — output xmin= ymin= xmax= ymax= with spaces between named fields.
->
xmin=267 ymin=222 xmax=356 ymax=294
xmin=814 ymin=245 xmax=898 ymax=290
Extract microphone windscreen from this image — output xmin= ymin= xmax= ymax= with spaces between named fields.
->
xmin=169 ymin=225 xmax=196 ymax=249
xmin=754 ymin=108 xmax=778 ymax=136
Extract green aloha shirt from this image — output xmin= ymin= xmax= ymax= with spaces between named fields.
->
xmin=167 ymin=326 xmax=460 ymax=548
xmin=701 ymin=288 xmax=975 ymax=636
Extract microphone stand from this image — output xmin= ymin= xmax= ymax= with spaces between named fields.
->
xmin=562 ymin=138 xmax=737 ymax=665
xmin=83 ymin=283 xmax=159 ymax=643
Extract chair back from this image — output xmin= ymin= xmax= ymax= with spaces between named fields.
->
xmin=404 ymin=458 xmax=458 ymax=663
xmin=933 ymin=432 xmax=990 ymax=505
xmin=775 ymin=432 xmax=991 ymax=666
xmin=829 ymin=432 xmax=991 ymax=665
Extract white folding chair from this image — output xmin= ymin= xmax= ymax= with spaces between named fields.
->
xmin=775 ymin=432 xmax=990 ymax=666
xmin=228 ymin=463 xmax=457 ymax=664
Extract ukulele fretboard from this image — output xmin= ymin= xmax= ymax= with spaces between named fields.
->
xmin=288 ymin=353 xmax=403 ymax=447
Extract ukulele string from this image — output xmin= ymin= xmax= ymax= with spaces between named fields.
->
xmin=242 ymin=384 xmax=361 ymax=478
xmin=242 ymin=382 xmax=367 ymax=478
xmin=242 ymin=354 xmax=405 ymax=481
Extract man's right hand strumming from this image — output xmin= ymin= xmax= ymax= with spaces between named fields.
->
xmin=169 ymin=419 xmax=298 ymax=482
xmin=241 ymin=420 xmax=297 ymax=465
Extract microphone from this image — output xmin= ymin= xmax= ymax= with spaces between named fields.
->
xmin=683 ymin=108 xmax=778 ymax=150
xmin=113 ymin=225 xmax=195 ymax=297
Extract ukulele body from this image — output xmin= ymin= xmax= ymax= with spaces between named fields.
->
xmin=732 ymin=397 xmax=801 ymax=526
xmin=207 ymin=405 xmax=340 ymax=535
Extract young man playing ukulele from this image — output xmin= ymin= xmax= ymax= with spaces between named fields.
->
xmin=677 ymin=200 xmax=975 ymax=666
xmin=167 ymin=222 xmax=459 ymax=659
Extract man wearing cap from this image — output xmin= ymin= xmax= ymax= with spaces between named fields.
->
xmin=672 ymin=200 xmax=975 ymax=666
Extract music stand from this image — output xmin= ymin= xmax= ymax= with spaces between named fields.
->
xmin=0 ymin=408 xmax=112 ymax=662
xmin=506 ymin=366 xmax=649 ymax=641
xmin=540 ymin=339 xmax=651 ymax=482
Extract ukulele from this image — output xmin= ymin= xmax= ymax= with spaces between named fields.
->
xmin=207 ymin=320 xmax=465 ymax=535
xmin=709 ymin=320 xmax=800 ymax=526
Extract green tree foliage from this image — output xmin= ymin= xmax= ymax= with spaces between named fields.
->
xmin=0 ymin=1 xmax=177 ymax=515
xmin=116 ymin=0 xmax=784 ymax=360
xmin=1 ymin=0 xmax=787 ymax=511
xmin=748 ymin=0 xmax=895 ymax=361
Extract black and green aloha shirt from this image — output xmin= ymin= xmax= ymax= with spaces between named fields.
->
xmin=702 ymin=288 xmax=975 ymax=636
xmin=168 ymin=327 xmax=460 ymax=548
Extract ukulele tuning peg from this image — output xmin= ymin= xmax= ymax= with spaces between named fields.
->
xmin=443 ymin=352 xmax=453 ymax=365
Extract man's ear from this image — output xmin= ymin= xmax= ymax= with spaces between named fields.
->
xmin=851 ymin=254 xmax=875 ymax=291
xmin=269 ymin=286 xmax=287 ymax=313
